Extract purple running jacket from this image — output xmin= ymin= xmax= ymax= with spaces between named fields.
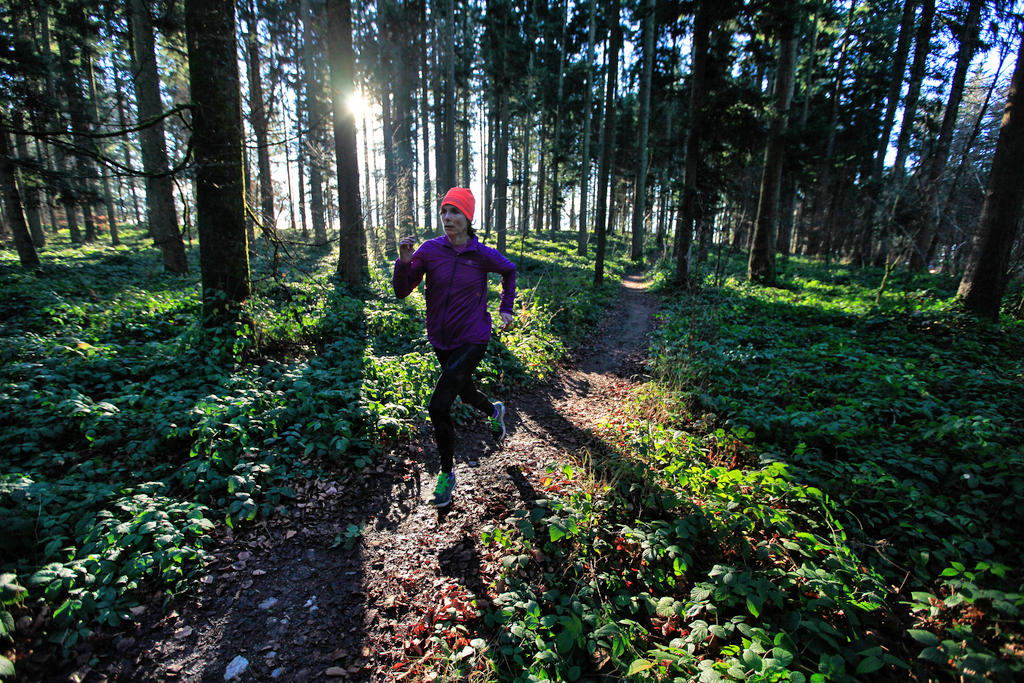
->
xmin=393 ymin=236 xmax=517 ymax=350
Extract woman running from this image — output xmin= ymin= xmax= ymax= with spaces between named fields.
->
xmin=392 ymin=187 xmax=516 ymax=507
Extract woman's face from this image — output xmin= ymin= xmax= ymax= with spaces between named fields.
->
xmin=441 ymin=204 xmax=469 ymax=243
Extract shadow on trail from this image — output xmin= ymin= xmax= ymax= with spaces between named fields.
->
xmin=439 ymin=535 xmax=486 ymax=597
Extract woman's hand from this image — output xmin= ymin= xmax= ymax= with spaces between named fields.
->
xmin=498 ymin=311 xmax=514 ymax=330
xmin=398 ymin=236 xmax=416 ymax=263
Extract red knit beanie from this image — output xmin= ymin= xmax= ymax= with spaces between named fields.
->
xmin=440 ymin=187 xmax=475 ymax=222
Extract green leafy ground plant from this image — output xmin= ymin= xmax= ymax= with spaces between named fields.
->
xmin=0 ymin=230 xmax=624 ymax=662
xmin=481 ymin=256 xmax=1022 ymax=682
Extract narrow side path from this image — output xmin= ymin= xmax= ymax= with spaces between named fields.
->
xmin=73 ymin=274 xmax=657 ymax=683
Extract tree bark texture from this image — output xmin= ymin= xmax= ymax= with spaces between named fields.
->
xmin=578 ymin=0 xmax=597 ymax=255
xmin=0 ymin=116 xmax=41 ymax=268
xmin=301 ymin=0 xmax=328 ymax=246
xmin=57 ymin=27 xmax=99 ymax=244
xmin=437 ymin=0 xmax=457 ymax=191
xmin=85 ymin=53 xmax=120 ymax=246
xmin=245 ymin=0 xmax=275 ymax=235
xmin=957 ymin=35 xmax=1024 ymax=320
xmin=185 ymin=0 xmax=250 ymax=318
xmin=594 ymin=0 xmax=622 ymax=287
xmin=748 ymin=3 xmax=799 ymax=285
xmin=327 ymin=0 xmax=366 ymax=286
xmin=630 ymin=0 xmax=655 ymax=262
xmin=675 ymin=0 xmax=711 ymax=287
xmin=128 ymin=0 xmax=187 ymax=271
xmin=11 ymin=112 xmax=44 ymax=248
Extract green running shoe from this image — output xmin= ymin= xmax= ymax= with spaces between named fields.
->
xmin=432 ymin=471 xmax=456 ymax=507
xmin=489 ymin=401 xmax=506 ymax=443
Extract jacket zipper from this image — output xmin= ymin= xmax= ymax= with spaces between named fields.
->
xmin=440 ymin=246 xmax=461 ymax=349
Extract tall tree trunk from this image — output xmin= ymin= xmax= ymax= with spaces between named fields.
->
xmin=11 ymin=112 xmax=44 ymax=247
xmin=748 ymin=3 xmax=799 ymax=285
xmin=484 ymin=105 xmax=493 ymax=240
xmin=461 ymin=94 xmax=471 ymax=187
xmin=381 ymin=86 xmax=398 ymax=253
xmin=630 ymin=0 xmax=655 ymax=262
xmin=362 ymin=105 xmax=381 ymax=258
xmin=437 ymin=0 xmax=456 ymax=191
xmin=939 ymin=50 xmax=1006 ymax=244
xmin=383 ymin=0 xmax=418 ymax=236
xmin=957 ymin=35 xmax=1024 ymax=320
xmin=35 ymin=6 xmax=79 ymax=242
xmin=245 ymin=0 xmax=275 ymax=236
xmin=185 ymin=0 xmax=250 ymax=319
xmin=112 ymin=59 xmax=143 ymax=230
xmin=420 ymin=14 xmax=434 ymax=235
xmin=808 ymin=0 xmax=855 ymax=258
xmin=549 ymin=0 xmax=568 ymax=239
xmin=128 ymin=0 xmax=188 ymax=271
xmin=494 ymin=90 xmax=509 ymax=253
xmin=57 ymin=27 xmax=99 ymax=244
xmin=909 ymin=0 xmax=983 ymax=271
xmin=786 ymin=7 xmax=820 ymax=256
xmin=301 ymin=0 xmax=328 ymax=247
xmin=856 ymin=0 xmax=917 ymax=264
xmin=520 ymin=120 xmax=531 ymax=235
xmin=0 ymin=115 xmax=41 ymax=268
xmin=327 ymin=0 xmax=365 ymax=286
xmin=676 ymin=0 xmax=710 ymax=286
xmin=85 ymin=53 xmax=120 ymax=246
xmin=881 ymin=0 xmax=935 ymax=266
xmin=535 ymin=143 xmax=546 ymax=235
xmin=578 ymin=0 xmax=598 ymax=255
xmin=594 ymin=0 xmax=622 ymax=286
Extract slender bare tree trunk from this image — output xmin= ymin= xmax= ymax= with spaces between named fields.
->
xmin=631 ymin=0 xmax=655 ymax=261
xmin=57 ymin=26 xmax=99 ymax=244
xmin=0 ymin=115 xmax=40 ymax=268
xmin=301 ymin=0 xmax=328 ymax=246
xmin=11 ymin=112 xmax=44 ymax=247
xmin=83 ymin=53 xmax=120 ymax=246
xmin=435 ymin=0 xmax=456 ymax=191
xmin=748 ymin=2 xmax=799 ymax=284
xmin=495 ymin=90 xmax=509 ymax=253
xmin=245 ymin=0 xmax=275 ymax=236
xmin=381 ymin=84 xmax=398 ymax=253
xmin=548 ymin=0 xmax=568 ymax=239
xmin=578 ymin=0 xmax=597 ymax=255
xmin=909 ymin=0 xmax=982 ymax=271
xmin=856 ymin=0 xmax=917 ymax=264
xmin=327 ymin=0 xmax=365 ymax=285
xmin=112 ymin=59 xmax=143 ymax=230
xmin=129 ymin=0 xmax=188 ymax=271
xmin=594 ymin=0 xmax=622 ymax=286
xmin=676 ymin=0 xmax=711 ymax=286
xmin=420 ymin=11 xmax=434 ymax=235
xmin=957 ymin=35 xmax=1024 ymax=320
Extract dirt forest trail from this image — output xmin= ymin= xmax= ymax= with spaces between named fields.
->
xmin=64 ymin=274 xmax=659 ymax=683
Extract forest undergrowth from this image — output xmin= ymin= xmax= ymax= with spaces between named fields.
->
xmin=0 ymin=229 xmax=627 ymax=680
xmin=1 ymin=230 xmax=1022 ymax=682
xmin=478 ymin=255 xmax=1023 ymax=681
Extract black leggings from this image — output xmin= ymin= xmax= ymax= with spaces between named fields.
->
xmin=429 ymin=343 xmax=493 ymax=472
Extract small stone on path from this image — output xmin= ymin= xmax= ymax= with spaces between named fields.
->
xmin=223 ymin=655 xmax=249 ymax=680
